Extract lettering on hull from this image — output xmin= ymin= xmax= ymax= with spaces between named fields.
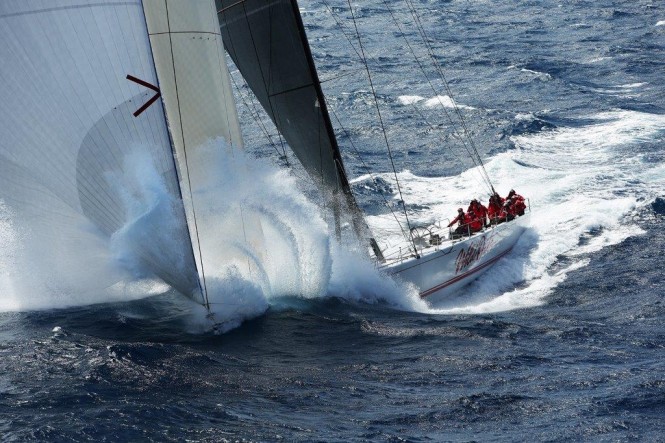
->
xmin=455 ymin=235 xmax=495 ymax=274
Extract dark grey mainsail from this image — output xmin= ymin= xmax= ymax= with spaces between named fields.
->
xmin=216 ymin=0 xmax=379 ymax=255
xmin=216 ymin=0 xmax=347 ymax=191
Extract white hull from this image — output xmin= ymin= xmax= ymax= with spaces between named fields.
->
xmin=382 ymin=214 xmax=530 ymax=304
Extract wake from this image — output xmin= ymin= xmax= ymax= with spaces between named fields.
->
xmin=366 ymin=109 xmax=665 ymax=315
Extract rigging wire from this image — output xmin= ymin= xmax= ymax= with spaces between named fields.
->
xmin=402 ymin=0 xmax=496 ymax=194
xmin=229 ymin=72 xmax=289 ymax=163
xmin=320 ymin=0 xmax=409 ymax=240
xmin=345 ymin=0 xmax=418 ymax=254
xmin=380 ymin=0 xmax=494 ymax=195
xmin=328 ymin=106 xmax=408 ymax=237
xmin=321 ymin=0 xmax=492 ymax=197
xmin=235 ymin=2 xmax=295 ymax=170
xmin=227 ymin=63 xmax=330 ymax=208
xmin=219 ymin=5 xmax=293 ymax=168
xmin=223 ymin=10 xmax=349 ymax=221
xmin=319 ymin=67 xmax=366 ymax=85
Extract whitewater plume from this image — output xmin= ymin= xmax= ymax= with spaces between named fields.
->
xmin=183 ymin=140 xmax=425 ymax=330
xmin=0 ymin=130 xmax=423 ymax=329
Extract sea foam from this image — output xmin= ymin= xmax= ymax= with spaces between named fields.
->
xmin=365 ymin=110 xmax=665 ymax=314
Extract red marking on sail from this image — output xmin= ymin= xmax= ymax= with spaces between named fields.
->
xmin=126 ymin=74 xmax=161 ymax=117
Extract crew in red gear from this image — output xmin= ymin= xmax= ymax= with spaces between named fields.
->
xmin=506 ymin=189 xmax=525 ymax=203
xmin=468 ymin=209 xmax=483 ymax=232
xmin=468 ymin=199 xmax=489 ymax=227
xmin=448 ymin=208 xmax=471 ymax=237
xmin=505 ymin=189 xmax=526 ymax=216
xmin=448 ymin=208 xmax=466 ymax=228
xmin=504 ymin=198 xmax=517 ymax=221
xmin=487 ymin=193 xmax=505 ymax=224
xmin=512 ymin=197 xmax=526 ymax=216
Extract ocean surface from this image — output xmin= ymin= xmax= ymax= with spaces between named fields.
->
xmin=2 ymin=0 xmax=665 ymax=440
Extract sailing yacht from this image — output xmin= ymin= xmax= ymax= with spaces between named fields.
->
xmin=0 ymin=0 xmax=527 ymax=313
xmin=215 ymin=0 xmax=530 ymax=303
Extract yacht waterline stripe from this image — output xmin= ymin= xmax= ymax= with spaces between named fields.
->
xmin=420 ymin=246 xmax=514 ymax=298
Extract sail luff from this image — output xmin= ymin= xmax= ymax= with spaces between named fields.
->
xmin=287 ymin=1 xmax=384 ymax=249
xmin=289 ymin=0 xmax=373 ymax=241
xmin=288 ymin=0 xmax=351 ymax=194
xmin=139 ymin=1 xmax=207 ymax=305
xmin=143 ymin=0 xmax=212 ymax=307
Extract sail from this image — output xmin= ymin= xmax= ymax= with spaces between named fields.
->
xmin=215 ymin=0 xmax=352 ymax=197
xmin=216 ymin=0 xmax=380 ymax=252
xmin=143 ymin=0 xmax=266 ymax=307
xmin=0 ymin=1 xmax=202 ymax=301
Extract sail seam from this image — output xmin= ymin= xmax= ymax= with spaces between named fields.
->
xmin=217 ymin=0 xmax=247 ymax=14
xmin=236 ymin=2 xmax=290 ymax=166
xmin=267 ymin=83 xmax=315 ymax=98
xmin=0 ymin=2 xmax=139 ymax=19
xmin=148 ymin=31 xmax=221 ymax=37
xmin=163 ymin=0 xmax=211 ymax=309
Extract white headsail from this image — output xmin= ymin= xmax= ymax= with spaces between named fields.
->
xmin=0 ymin=0 xmax=261 ymax=308
xmin=144 ymin=0 xmax=266 ymax=308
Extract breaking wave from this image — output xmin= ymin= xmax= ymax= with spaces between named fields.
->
xmin=398 ymin=94 xmax=476 ymax=110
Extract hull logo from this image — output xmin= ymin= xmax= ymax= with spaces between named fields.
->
xmin=455 ymin=236 xmax=495 ymax=273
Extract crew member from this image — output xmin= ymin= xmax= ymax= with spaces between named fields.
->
xmin=470 ymin=199 xmax=489 ymax=227
xmin=512 ymin=196 xmax=526 ymax=216
xmin=506 ymin=189 xmax=526 ymax=216
xmin=487 ymin=193 xmax=505 ymax=224
xmin=504 ymin=198 xmax=516 ymax=221
xmin=447 ymin=208 xmax=470 ymax=237
xmin=468 ymin=209 xmax=483 ymax=232
xmin=506 ymin=189 xmax=525 ymax=202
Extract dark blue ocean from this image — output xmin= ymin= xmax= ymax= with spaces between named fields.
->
xmin=2 ymin=0 xmax=665 ymax=440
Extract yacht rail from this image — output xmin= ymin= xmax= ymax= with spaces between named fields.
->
xmin=376 ymin=200 xmax=530 ymax=267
